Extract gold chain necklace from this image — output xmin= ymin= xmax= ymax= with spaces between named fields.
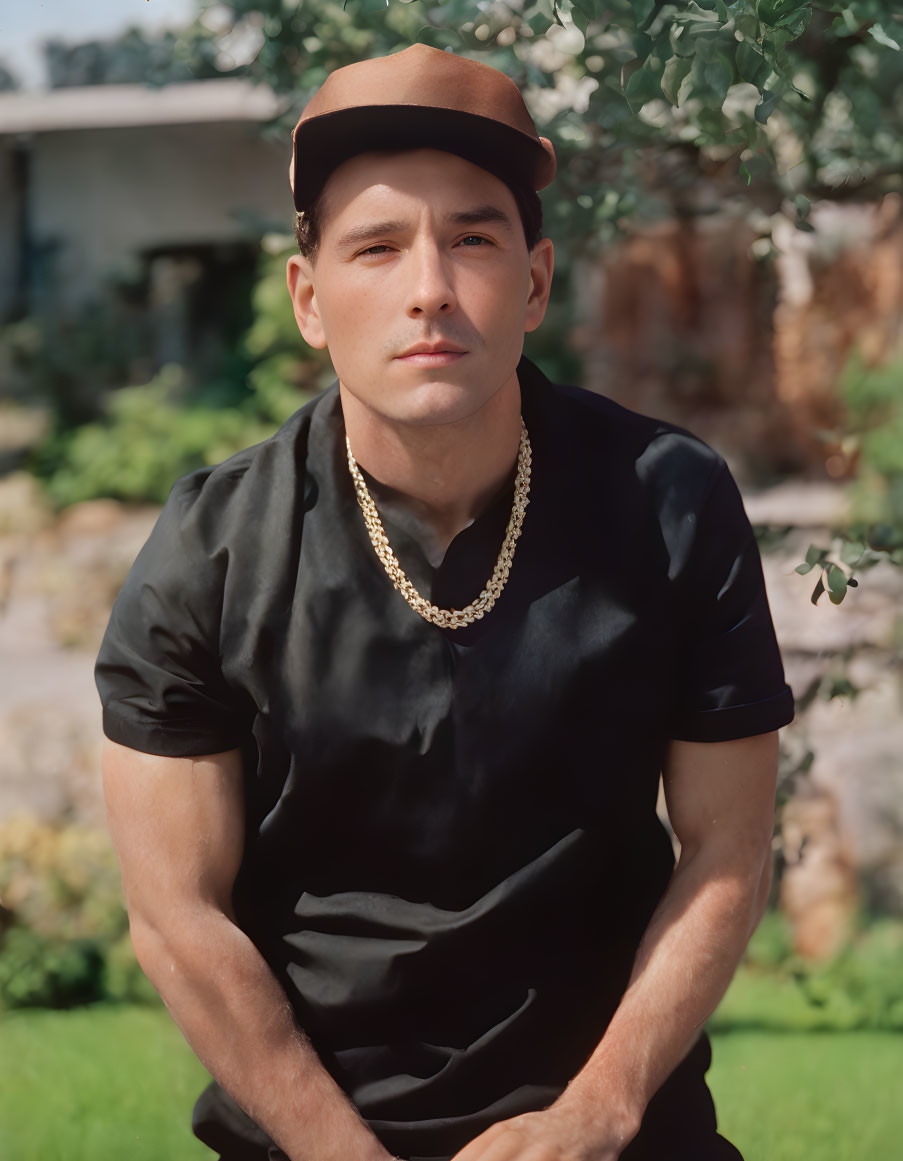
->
xmin=345 ymin=420 xmax=532 ymax=630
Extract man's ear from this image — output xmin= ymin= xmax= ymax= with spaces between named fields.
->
xmin=524 ymin=237 xmax=554 ymax=334
xmin=286 ymin=254 xmax=327 ymax=350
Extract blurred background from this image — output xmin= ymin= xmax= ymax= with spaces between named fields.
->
xmin=0 ymin=2 xmax=901 ymax=1158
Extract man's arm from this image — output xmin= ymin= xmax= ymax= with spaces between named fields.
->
xmin=102 ymin=738 xmax=394 ymax=1161
xmin=451 ymin=731 xmax=779 ymax=1161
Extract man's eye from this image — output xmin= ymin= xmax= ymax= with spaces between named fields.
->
xmin=360 ymin=244 xmax=391 ymax=256
xmin=459 ymin=235 xmax=490 ymax=246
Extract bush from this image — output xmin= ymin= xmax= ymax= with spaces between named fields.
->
xmin=744 ymin=908 xmax=903 ymax=1032
xmin=29 ymin=237 xmax=334 ymax=509
xmin=842 ymin=348 xmax=903 ymax=534
xmin=789 ymin=919 xmax=903 ymax=1031
xmin=33 ymin=366 xmax=283 ymax=508
xmin=744 ymin=907 xmax=795 ymax=972
xmin=0 ymin=816 xmax=153 ymax=1010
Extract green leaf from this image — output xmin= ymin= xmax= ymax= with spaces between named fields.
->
xmin=736 ymin=40 xmax=770 ymax=87
xmin=682 ymin=2 xmax=720 ymax=23
xmin=625 ymin=61 xmax=664 ymax=110
xmin=632 ymin=0 xmax=657 ymax=33
xmin=739 ymin=160 xmax=752 ymax=186
xmin=661 ymin=56 xmax=693 ymax=106
xmin=704 ymin=49 xmax=735 ymax=102
xmin=805 ymin=543 xmax=824 ymax=566
xmin=827 ymin=564 xmax=848 ymax=603
xmin=810 ymin=575 xmax=826 ymax=606
xmin=570 ymin=1 xmax=594 ymax=35
xmin=869 ymin=24 xmax=903 ymax=51
xmin=669 ymin=23 xmax=696 ymax=57
xmin=757 ymin=0 xmax=809 ymax=28
xmin=735 ymin=12 xmax=761 ymax=40
xmin=840 ymin=540 xmax=865 ymax=566
xmin=633 ymin=32 xmax=653 ymax=62
xmin=795 ymin=562 xmax=814 ymax=575
xmin=754 ymin=87 xmax=780 ymax=124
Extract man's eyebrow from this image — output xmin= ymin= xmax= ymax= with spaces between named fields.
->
xmin=334 ymin=205 xmax=514 ymax=251
xmin=446 ymin=205 xmax=514 ymax=231
xmin=334 ymin=220 xmax=408 ymax=251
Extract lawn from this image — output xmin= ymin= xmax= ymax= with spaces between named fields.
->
xmin=1 ymin=972 xmax=901 ymax=1161
xmin=707 ymin=966 xmax=903 ymax=1161
xmin=0 ymin=1005 xmax=210 ymax=1161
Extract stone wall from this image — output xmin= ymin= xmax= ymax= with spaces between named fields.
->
xmin=1 ymin=472 xmax=901 ymax=945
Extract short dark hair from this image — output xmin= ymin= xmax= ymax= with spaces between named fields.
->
xmin=294 ymin=166 xmax=544 ymax=262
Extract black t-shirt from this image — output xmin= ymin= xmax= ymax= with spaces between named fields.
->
xmin=96 ymin=357 xmax=793 ymax=1161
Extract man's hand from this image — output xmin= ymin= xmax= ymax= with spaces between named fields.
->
xmin=450 ymin=1101 xmax=636 ymax=1161
xmin=453 ymin=733 xmax=779 ymax=1161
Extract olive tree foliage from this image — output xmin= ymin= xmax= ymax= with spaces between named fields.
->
xmin=181 ymin=0 xmax=903 ymax=251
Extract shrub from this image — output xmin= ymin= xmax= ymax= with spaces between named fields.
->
xmin=745 ymin=908 xmax=795 ymax=972
xmin=790 ymin=918 xmax=903 ymax=1031
xmin=33 ymin=365 xmax=283 ymax=508
xmin=842 ymin=348 xmax=903 ymax=534
xmin=745 ymin=908 xmax=903 ymax=1031
xmin=0 ymin=815 xmax=154 ymax=1010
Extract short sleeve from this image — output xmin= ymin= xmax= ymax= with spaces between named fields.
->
xmin=669 ymin=462 xmax=794 ymax=742
xmin=95 ymin=477 xmax=248 ymax=757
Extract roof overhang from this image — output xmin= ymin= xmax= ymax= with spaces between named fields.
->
xmin=0 ymin=79 xmax=287 ymax=135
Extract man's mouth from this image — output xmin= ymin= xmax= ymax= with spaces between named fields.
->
xmin=395 ymin=342 xmax=468 ymax=365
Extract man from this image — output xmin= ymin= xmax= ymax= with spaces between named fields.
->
xmin=97 ymin=44 xmax=793 ymax=1161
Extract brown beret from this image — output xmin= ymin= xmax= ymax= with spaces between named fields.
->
xmin=290 ymin=44 xmax=557 ymax=212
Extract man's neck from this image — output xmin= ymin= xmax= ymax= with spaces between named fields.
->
xmin=339 ymin=372 xmax=523 ymax=555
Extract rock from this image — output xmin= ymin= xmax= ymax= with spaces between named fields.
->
xmin=743 ymin=481 xmax=850 ymax=529
xmin=0 ymin=497 xmax=160 ymax=825
xmin=780 ymin=790 xmax=859 ymax=959
xmin=0 ymin=472 xmax=53 ymax=536
xmin=752 ymin=489 xmax=903 ymax=924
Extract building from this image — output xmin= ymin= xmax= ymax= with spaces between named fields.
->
xmin=0 ymin=79 xmax=290 ymax=372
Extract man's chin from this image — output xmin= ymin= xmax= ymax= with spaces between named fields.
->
xmin=387 ymin=380 xmax=498 ymax=428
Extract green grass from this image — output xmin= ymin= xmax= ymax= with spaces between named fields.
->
xmin=1 ymin=973 xmax=902 ymax=1161
xmin=0 ymin=1004 xmax=210 ymax=1161
xmin=707 ymin=966 xmax=903 ymax=1160
xmin=708 ymin=1028 xmax=903 ymax=1161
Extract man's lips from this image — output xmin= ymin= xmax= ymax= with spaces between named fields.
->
xmin=395 ymin=343 xmax=468 ymax=365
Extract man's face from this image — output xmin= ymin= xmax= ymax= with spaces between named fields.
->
xmin=286 ymin=148 xmax=554 ymax=427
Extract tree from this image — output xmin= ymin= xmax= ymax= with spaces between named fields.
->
xmin=43 ymin=25 xmax=239 ymax=89
xmin=174 ymin=1 xmax=903 ymax=250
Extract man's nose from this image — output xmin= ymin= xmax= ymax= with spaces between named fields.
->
xmin=404 ymin=240 xmax=457 ymax=318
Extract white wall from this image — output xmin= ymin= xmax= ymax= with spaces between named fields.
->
xmin=28 ymin=119 xmax=291 ymax=310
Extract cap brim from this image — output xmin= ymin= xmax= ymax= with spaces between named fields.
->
xmin=292 ymin=104 xmax=555 ymax=211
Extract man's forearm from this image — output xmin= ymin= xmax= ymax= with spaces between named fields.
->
xmin=552 ymin=840 xmax=770 ymax=1141
xmin=132 ymin=907 xmax=391 ymax=1161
